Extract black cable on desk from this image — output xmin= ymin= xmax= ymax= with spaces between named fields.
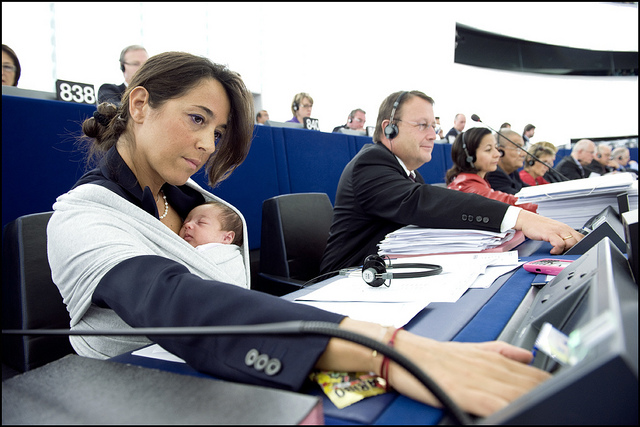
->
xmin=3 ymin=320 xmax=473 ymax=425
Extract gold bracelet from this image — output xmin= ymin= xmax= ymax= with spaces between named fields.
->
xmin=371 ymin=326 xmax=389 ymax=359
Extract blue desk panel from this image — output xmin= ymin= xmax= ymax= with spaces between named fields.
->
xmin=281 ymin=128 xmax=354 ymax=205
xmin=2 ymin=95 xmax=96 ymax=230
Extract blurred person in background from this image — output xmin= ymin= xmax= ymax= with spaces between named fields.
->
xmin=2 ymin=44 xmax=21 ymax=86
xmin=98 ymin=45 xmax=148 ymax=105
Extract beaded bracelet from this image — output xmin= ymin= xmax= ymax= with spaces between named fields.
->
xmin=379 ymin=327 xmax=403 ymax=391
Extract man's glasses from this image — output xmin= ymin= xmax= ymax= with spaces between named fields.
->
xmin=122 ymin=61 xmax=143 ymax=67
xmin=2 ymin=64 xmax=17 ymax=73
xmin=300 ymin=103 xmax=313 ymax=109
xmin=396 ymin=120 xmax=435 ymax=133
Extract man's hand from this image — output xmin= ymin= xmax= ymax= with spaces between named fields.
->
xmin=515 ymin=210 xmax=584 ymax=255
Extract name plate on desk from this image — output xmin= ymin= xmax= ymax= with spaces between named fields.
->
xmin=55 ymin=79 xmax=97 ymax=105
xmin=2 ymin=354 xmax=323 ymax=425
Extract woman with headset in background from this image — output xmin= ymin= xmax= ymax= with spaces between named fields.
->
xmin=519 ymin=143 xmax=556 ymax=186
xmin=445 ymin=127 xmax=538 ymax=213
xmin=286 ymin=92 xmax=313 ymax=124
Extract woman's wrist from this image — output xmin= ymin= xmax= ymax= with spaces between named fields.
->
xmin=315 ymin=318 xmax=396 ymax=374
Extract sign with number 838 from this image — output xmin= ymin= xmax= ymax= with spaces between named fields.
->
xmin=56 ymin=79 xmax=96 ymax=105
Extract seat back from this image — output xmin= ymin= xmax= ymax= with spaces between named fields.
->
xmin=2 ymin=212 xmax=74 ymax=372
xmin=258 ymin=193 xmax=334 ymax=295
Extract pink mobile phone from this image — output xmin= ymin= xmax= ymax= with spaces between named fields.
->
xmin=523 ymin=258 xmax=573 ymax=275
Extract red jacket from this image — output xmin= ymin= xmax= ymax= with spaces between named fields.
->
xmin=447 ymin=173 xmax=538 ymax=213
xmin=519 ymin=169 xmax=550 ymax=186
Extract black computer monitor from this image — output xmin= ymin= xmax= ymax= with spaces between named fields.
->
xmin=482 ymin=237 xmax=638 ymax=424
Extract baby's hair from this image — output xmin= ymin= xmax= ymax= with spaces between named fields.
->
xmin=204 ymin=201 xmax=243 ymax=247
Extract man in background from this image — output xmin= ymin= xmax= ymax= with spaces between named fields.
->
xmin=332 ymin=108 xmax=366 ymax=133
xmin=486 ymin=129 xmax=529 ymax=194
xmin=611 ymin=146 xmax=639 ymax=173
xmin=585 ymin=143 xmax=617 ymax=176
xmin=444 ymin=113 xmax=466 ymax=143
xmin=556 ymin=139 xmax=597 ymax=180
xmin=256 ymin=110 xmax=270 ymax=124
xmin=98 ymin=45 xmax=148 ymax=105
xmin=320 ymin=90 xmax=581 ymax=273
xmin=434 ymin=116 xmax=444 ymax=139
xmin=522 ymin=124 xmax=536 ymax=144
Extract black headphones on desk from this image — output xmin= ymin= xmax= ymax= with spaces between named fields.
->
xmin=361 ymin=254 xmax=443 ymax=287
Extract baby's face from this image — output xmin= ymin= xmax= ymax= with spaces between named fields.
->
xmin=179 ymin=204 xmax=234 ymax=247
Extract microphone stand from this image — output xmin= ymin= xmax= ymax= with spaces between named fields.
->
xmin=471 ymin=114 xmax=569 ymax=182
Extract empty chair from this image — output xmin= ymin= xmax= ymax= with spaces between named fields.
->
xmin=257 ymin=193 xmax=334 ymax=296
xmin=2 ymin=212 xmax=74 ymax=373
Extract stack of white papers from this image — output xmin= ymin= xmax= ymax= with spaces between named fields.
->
xmin=515 ymin=172 xmax=638 ymax=229
xmin=294 ymin=252 xmax=522 ymax=328
xmin=377 ymin=226 xmax=518 ymax=256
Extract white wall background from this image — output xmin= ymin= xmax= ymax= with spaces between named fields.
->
xmin=2 ymin=2 xmax=638 ymax=147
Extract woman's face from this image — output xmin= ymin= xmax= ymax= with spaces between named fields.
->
xmin=2 ymin=51 xmax=17 ymax=86
xmin=129 ymin=78 xmax=230 ymax=189
xmin=295 ymin=96 xmax=313 ymax=121
xmin=531 ymin=154 xmax=555 ymax=178
xmin=473 ymin=134 xmax=501 ymax=176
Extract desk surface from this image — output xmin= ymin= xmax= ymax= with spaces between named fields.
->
xmin=111 ymin=240 xmax=566 ymax=425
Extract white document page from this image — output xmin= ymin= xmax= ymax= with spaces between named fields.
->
xmin=294 ymin=301 xmax=427 ymax=329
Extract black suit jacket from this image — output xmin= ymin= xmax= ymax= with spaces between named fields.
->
xmin=486 ymin=166 xmax=528 ymax=195
xmin=319 ymin=142 xmax=510 ymax=273
xmin=98 ymin=82 xmax=126 ymax=105
xmin=585 ymin=159 xmax=614 ymax=176
xmin=556 ymin=155 xmax=588 ymax=180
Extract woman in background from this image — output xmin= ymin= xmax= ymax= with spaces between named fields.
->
xmin=446 ymin=127 xmax=538 ymax=212
xmin=2 ymin=44 xmax=21 ymax=86
xmin=519 ymin=143 xmax=556 ymax=185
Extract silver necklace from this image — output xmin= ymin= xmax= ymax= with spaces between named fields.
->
xmin=157 ymin=190 xmax=169 ymax=219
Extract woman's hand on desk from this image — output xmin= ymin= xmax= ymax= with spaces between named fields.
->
xmin=389 ymin=332 xmax=552 ymax=418
xmin=515 ymin=210 xmax=584 ymax=255
xmin=316 ymin=318 xmax=551 ymax=418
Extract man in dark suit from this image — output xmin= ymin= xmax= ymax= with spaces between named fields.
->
xmin=585 ymin=143 xmax=617 ymax=176
xmin=319 ymin=90 xmax=582 ymax=273
xmin=444 ymin=113 xmax=465 ymax=143
xmin=556 ymin=139 xmax=596 ymax=180
xmin=98 ymin=45 xmax=148 ymax=105
xmin=485 ymin=129 xmax=529 ymax=195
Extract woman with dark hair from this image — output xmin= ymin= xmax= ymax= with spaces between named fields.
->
xmin=47 ymin=52 xmax=549 ymax=418
xmin=446 ymin=127 xmax=538 ymax=212
xmin=2 ymin=44 xmax=21 ymax=86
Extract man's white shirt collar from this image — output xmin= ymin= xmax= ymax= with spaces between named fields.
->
xmin=395 ymin=155 xmax=414 ymax=179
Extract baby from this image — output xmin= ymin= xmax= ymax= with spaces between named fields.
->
xmin=179 ymin=200 xmax=246 ymax=287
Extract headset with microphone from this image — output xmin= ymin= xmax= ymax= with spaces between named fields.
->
xmin=471 ymin=114 xmax=568 ymax=181
xmin=528 ymin=145 xmax=551 ymax=167
xmin=361 ymin=254 xmax=442 ymax=287
xmin=460 ymin=131 xmax=475 ymax=168
xmin=292 ymin=101 xmax=299 ymax=112
xmin=384 ymin=91 xmax=408 ymax=140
